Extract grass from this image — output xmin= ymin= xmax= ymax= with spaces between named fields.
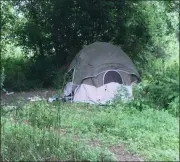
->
xmin=1 ymin=100 xmax=179 ymax=161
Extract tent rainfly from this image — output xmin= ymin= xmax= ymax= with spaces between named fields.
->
xmin=63 ymin=42 xmax=141 ymax=104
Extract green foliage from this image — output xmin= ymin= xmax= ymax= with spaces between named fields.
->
xmin=129 ymin=61 xmax=179 ymax=116
xmin=2 ymin=57 xmax=58 ymax=91
xmin=1 ymin=45 xmax=57 ymax=91
xmin=1 ymin=1 xmax=15 ymax=55
xmin=1 ymin=2 xmax=178 ymax=161
xmin=2 ymin=57 xmax=29 ymax=91
xmin=148 ymin=64 xmax=178 ymax=108
xmin=2 ymin=101 xmax=178 ymax=161
xmin=2 ymin=117 xmax=115 ymax=161
xmin=1 ymin=1 xmax=178 ymax=91
xmin=12 ymin=1 xmax=178 ymax=64
xmin=27 ymin=56 xmax=57 ymax=87
xmin=168 ymin=96 xmax=179 ymax=117
xmin=53 ymin=71 xmax=66 ymax=89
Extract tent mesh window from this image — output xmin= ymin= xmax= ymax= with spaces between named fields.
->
xmin=103 ymin=71 xmax=123 ymax=85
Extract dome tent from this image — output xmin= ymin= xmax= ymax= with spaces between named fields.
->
xmin=63 ymin=42 xmax=141 ymax=104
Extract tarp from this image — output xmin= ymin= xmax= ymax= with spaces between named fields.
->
xmin=73 ymin=83 xmax=133 ymax=104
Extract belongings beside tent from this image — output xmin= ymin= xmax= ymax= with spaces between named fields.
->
xmin=6 ymin=92 xmax=14 ymax=95
xmin=48 ymin=94 xmax=60 ymax=102
xmin=63 ymin=42 xmax=141 ymax=104
xmin=27 ymin=96 xmax=46 ymax=102
xmin=48 ymin=97 xmax=57 ymax=103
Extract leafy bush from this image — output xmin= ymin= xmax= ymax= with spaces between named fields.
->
xmin=27 ymin=56 xmax=57 ymax=88
xmin=1 ymin=57 xmax=29 ymax=91
xmin=52 ymin=70 xmax=66 ymax=89
xmin=168 ymin=96 xmax=179 ymax=117
xmin=1 ymin=54 xmax=58 ymax=91
xmin=129 ymin=61 xmax=178 ymax=116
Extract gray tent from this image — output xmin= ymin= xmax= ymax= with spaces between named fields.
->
xmin=63 ymin=42 xmax=140 ymax=104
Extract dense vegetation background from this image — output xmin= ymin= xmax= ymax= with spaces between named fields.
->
xmin=1 ymin=0 xmax=179 ymax=161
xmin=1 ymin=0 xmax=179 ymax=113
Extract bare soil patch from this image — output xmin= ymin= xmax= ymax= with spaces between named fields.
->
xmin=109 ymin=145 xmax=144 ymax=161
xmin=1 ymin=89 xmax=58 ymax=106
xmin=87 ymin=139 xmax=144 ymax=161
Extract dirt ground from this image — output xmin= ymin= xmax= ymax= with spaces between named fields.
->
xmin=1 ymin=89 xmax=144 ymax=161
xmin=109 ymin=145 xmax=144 ymax=161
xmin=1 ymin=89 xmax=58 ymax=106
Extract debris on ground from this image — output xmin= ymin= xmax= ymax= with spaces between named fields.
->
xmin=6 ymin=92 xmax=14 ymax=95
xmin=27 ymin=96 xmax=46 ymax=102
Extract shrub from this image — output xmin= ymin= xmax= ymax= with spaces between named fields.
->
xmin=129 ymin=61 xmax=178 ymax=116
xmin=1 ymin=55 xmax=58 ymax=91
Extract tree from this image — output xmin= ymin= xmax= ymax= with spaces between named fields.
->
xmin=8 ymin=0 xmax=179 ymax=79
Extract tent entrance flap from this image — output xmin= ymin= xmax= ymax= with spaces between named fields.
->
xmin=103 ymin=71 xmax=123 ymax=84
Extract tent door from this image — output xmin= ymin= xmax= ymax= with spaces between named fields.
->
xmin=103 ymin=71 xmax=123 ymax=85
